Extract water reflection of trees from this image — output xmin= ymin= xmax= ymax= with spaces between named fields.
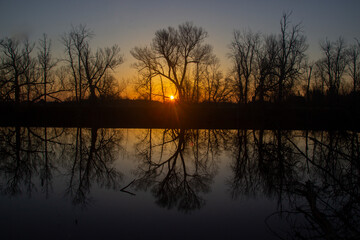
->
xmin=229 ymin=130 xmax=303 ymax=201
xmin=228 ymin=129 xmax=360 ymax=239
xmin=284 ymin=131 xmax=360 ymax=240
xmin=2 ymin=126 xmax=359 ymax=236
xmin=0 ymin=127 xmax=124 ymax=207
xmin=63 ymin=127 xmax=123 ymax=206
xmin=0 ymin=127 xmax=65 ymax=196
xmin=133 ymin=129 xmax=227 ymax=212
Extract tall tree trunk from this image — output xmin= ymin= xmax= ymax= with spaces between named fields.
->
xmin=89 ymin=85 xmax=96 ymax=102
xmin=15 ymin=75 xmax=20 ymax=103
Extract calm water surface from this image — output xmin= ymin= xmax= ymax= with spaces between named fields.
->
xmin=0 ymin=128 xmax=359 ymax=239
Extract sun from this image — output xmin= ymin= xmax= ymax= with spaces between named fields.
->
xmin=170 ymin=95 xmax=175 ymax=100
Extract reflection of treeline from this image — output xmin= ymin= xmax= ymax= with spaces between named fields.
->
xmin=1 ymin=13 xmax=359 ymax=104
xmin=0 ymin=127 xmax=65 ymax=197
xmin=0 ymin=127 xmax=124 ymax=207
xmin=133 ymin=129 xmax=226 ymax=212
xmin=132 ymin=126 xmax=360 ymax=236
xmin=228 ymin=129 xmax=360 ymax=239
xmin=1 ymin=126 xmax=359 ymax=235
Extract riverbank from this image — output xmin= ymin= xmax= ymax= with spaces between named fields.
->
xmin=0 ymin=100 xmax=359 ymax=130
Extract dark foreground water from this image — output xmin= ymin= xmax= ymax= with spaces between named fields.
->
xmin=0 ymin=128 xmax=359 ymax=239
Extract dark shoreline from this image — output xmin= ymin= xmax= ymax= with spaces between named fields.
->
xmin=0 ymin=101 xmax=359 ymax=131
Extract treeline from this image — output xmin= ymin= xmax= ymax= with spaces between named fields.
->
xmin=1 ymin=12 xmax=359 ymax=104
xmin=229 ymin=14 xmax=360 ymax=104
xmin=0 ymin=25 xmax=124 ymax=103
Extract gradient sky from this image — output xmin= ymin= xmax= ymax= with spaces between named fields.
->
xmin=1 ymin=0 xmax=360 ymax=79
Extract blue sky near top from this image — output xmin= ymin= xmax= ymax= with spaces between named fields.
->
xmin=1 ymin=0 xmax=359 ymax=77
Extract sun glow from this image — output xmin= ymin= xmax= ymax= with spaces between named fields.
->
xmin=170 ymin=95 xmax=175 ymax=100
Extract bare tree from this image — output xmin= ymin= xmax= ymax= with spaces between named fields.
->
xmin=62 ymin=25 xmax=123 ymax=102
xmin=254 ymin=34 xmax=278 ymax=102
xmin=314 ymin=60 xmax=327 ymax=96
xmin=203 ymin=56 xmax=232 ymax=102
xmin=230 ymin=30 xmax=260 ymax=103
xmin=317 ymin=37 xmax=348 ymax=96
xmin=275 ymin=12 xmax=308 ymax=102
xmin=61 ymin=25 xmax=92 ymax=101
xmin=229 ymin=13 xmax=306 ymax=103
xmin=348 ymin=39 xmax=360 ymax=93
xmin=131 ymin=22 xmax=213 ymax=102
xmin=303 ymin=60 xmax=314 ymax=101
xmin=81 ymin=43 xmax=123 ymax=101
xmin=96 ymin=73 xmax=125 ymax=99
xmin=0 ymin=37 xmax=35 ymax=103
xmin=133 ymin=63 xmax=153 ymax=101
xmin=22 ymin=40 xmax=37 ymax=102
xmin=37 ymin=33 xmax=58 ymax=102
xmin=191 ymin=43 xmax=213 ymax=102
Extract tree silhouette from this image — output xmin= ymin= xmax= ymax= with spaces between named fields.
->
xmin=200 ymin=56 xmax=232 ymax=102
xmin=229 ymin=13 xmax=307 ymax=103
xmin=254 ymin=35 xmax=279 ymax=102
xmin=230 ymin=30 xmax=260 ymax=103
xmin=131 ymin=22 xmax=213 ymax=102
xmin=0 ymin=37 xmax=35 ymax=103
xmin=316 ymin=37 xmax=348 ymax=98
xmin=348 ymin=39 xmax=360 ymax=93
xmin=37 ymin=34 xmax=58 ymax=102
xmin=275 ymin=12 xmax=308 ymax=102
xmin=61 ymin=25 xmax=123 ymax=102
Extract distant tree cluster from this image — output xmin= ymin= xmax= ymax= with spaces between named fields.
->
xmin=229 ymin=13 xmax=308 ymax=103
xmin=1 ymin=12 xmax=360 ymax=104
xmin=228 ymin=12 xmax=360 ymax=103
xmin=0 ymin=25 xmax=124 ymax=103
xmin=132 ymin=13 xmax=360 ymax=104
xmin=0 ymin=34 xmax=58 ymax=103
